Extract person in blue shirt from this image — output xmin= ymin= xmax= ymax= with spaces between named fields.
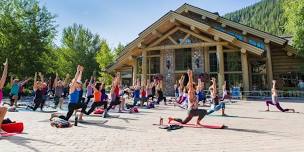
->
xmin=9 ymin=75 xmax=31 ymax=108
xmin=59 ymin=65 xmax=87 ymax=121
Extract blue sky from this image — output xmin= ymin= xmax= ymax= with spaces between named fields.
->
xmin=39 ymin=0 xmax=261 ymax=48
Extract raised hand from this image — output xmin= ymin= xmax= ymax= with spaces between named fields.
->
xmin=187 ymin=69 xmax=192 ymax=77
xmin=3 ymin=58 xmax=8 ymax=66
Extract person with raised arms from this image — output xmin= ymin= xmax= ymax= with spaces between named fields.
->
xmin=196 ymin=78 xmax=206 ymax=105
xmin=156 ymin=80 xmax=166 ymax=105
xmin=85 ymin=76 xmax=94 ymax=105
xmin=62 ymin=65 xmax=87 ymax=121
xmin=132 ymin=79 xmax=141 ymax=107
xmin=85 ymin=82 xmax=108 ymax=115
xmin=53 ymin=73 xmax=65 ymax=109
xmin=207 ymin=78 xmax=226 ymax=116
xmin=169 ymin=70 xmax=207 ymax=126
xmin=221 ymin=81 xmax=231 ymax=102
xmin=0 ymin=59 xmax=8 ymax=135
xmin=28 ymin=72 xmax=45 ymax=111
xmin=265 ymin=80 xmax=295 ymax=112
xmin=9 ymin=74 xmax=31 ymax=108
xmin=105 ymin=72 xmax=122 ymax=116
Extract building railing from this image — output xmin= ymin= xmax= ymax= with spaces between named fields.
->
xmin=204 ymin=89 xmax=304 ymax=100
xmin=240 ymin=90 xmax=304 ymax=100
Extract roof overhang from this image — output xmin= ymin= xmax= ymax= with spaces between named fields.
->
xmin=108 ymin=6 xmax=276 ymax=71
xmin=176 ymin=3 xmax=288 ymax=45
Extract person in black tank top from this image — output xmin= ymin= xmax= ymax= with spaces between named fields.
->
xmin=29 ymin=72 xmax=45 ymax=111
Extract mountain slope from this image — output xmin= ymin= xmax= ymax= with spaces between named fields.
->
xmin=224 ymin=0 xmax=288 ymax=36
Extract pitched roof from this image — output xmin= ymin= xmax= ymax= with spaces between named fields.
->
xmin=176 ymin=3 xmax=288 ymax=45
xmin=108 ymin=3 xmax=293 ymax=71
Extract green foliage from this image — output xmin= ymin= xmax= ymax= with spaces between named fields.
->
xmin=224 ymin=0 xmax=288 ymax=36
xmin=0 ymin=0 xmax=57 ymax=77
xmin=96 ymin=40 xmax=114 ymax=84
xmin=113 ymin=42 xmax=125 ymax=59
xmin=283 ymin=0 xmax=304 ymax=57
xmin=60 ymin=23 xmax=101 ymax=79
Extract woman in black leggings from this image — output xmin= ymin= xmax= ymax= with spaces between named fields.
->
xmin=86 ymin=82 xmax=108 ymax=115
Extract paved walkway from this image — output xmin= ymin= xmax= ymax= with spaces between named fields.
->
xmin=1 ymin=100 xmax=304 ymax=152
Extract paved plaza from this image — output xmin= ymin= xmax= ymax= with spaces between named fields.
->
xmin=1 ymin=100 xmax=304 ymax=152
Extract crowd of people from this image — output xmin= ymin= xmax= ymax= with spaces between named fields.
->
xmin=0 ymin=59 xmax=298 ymax=132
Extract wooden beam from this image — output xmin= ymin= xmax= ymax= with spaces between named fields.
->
xmin=265 ymin=43 xmax=273 ymax=89
xmin=173 ymin=13 xmax=211 ymax=32
xmin=234 ymin=40 xmax=264 ymax=55
xmin=149 ymin=27 xmax=179 ymax=47
xmin=217 ymin=44 xmax=224 ymax=93
xmin=152 ymin=30 xmax=163 ymax=37
xmin=168 ymin=36 xmax=178 ymax=45
xmin=170 ymin=17 xmax=175 ymax=23
xmin=264 ymin=39 xmax=270 ymax=44
xmin=137 ymin=42 xmax=146 ymax=48
xmin=141 ymin=50 xmax=147 ymax=86
xmin=204 ymin=47 xmax=209 ymax=73
xmin=178 ymin=27 xmax=214 ymax=42
xmin=146 ymin=42 xmax=228 ymax=51
xmin=241 ymin=50 xmax=249 ymax=92
xmin=180 ymin=33 xmax=190 ymax=44
xmin=190 ymin=26 xmax=200 ymax=34
xmin=132 ymin=58 xmax=137 ymax=86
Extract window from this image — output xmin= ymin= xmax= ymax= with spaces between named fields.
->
xmin=178 ymin=38 xmax=192 ymax=44
xmin=276 ymin=72 xmax=304 ymax=89
xmin=251 ymin=61 xmax=267 ymax=90
xmin=225 ymin=73 xmax=242 ymax=88
xmin=256 ymin=42 xmax=265 ymax=49
xmin=249 ymin=38 xmax=265 ymax=49
xmin=209 ymin=53 xmax=218 ymax=72
xmin=214 ymin=25 xmax=225 ymax=32
xmin=148 ymin=57 xmax=160 ymax=74
xmin=175 ymin=48 xmax=192 ymax=71
xmin=235 ymin=34 xmax=244 ymax=41
xmin=185 ymin=38 xmax=191 ymax=44
xmin=224 ymin=52 xmax=242 ymax=72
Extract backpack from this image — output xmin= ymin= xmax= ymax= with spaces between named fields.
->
xmin=51 ymin=119 xmax=71 ymax=128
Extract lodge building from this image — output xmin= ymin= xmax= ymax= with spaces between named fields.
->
xmin=108 ymin=4 xmax=304 ymax=95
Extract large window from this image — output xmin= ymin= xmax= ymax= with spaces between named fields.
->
xmin=209 ymin=53 xmax=218 ymax=72
xmin=248 ymin=38 xmax=265 ymax=49
xmin=147 ymin=57 xmax=160 ymax=74
xmin=224 ymin=52 xmax=242 ymax=88
xmin=251 ymin=61 xmax=267 ymax=90
xmin=225 ymin=73 xmax=242 ymax=88
xmin=276 ymin=72 xmax=304 ymax=89
xmin=224 ymin=52 xmax=241 ymax=71
xmin=175 ymin=48 xmax=192 ymax=71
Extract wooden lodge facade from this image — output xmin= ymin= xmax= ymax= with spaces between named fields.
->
xmin=107 ymin=4 xmax=304 ymax=95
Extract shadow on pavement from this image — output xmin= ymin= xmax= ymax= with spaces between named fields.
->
xmin=224 ymin=127 xmax=290 ymax=137
xmin=2 ymin=135 xmax=62 ymax=152
xmin=115 ymin=117 xmax=139 ymax=123
xmin=209 ymin=115 xmax=265 ymax=120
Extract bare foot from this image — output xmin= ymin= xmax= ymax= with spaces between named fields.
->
xmin=290 ymin=109 xmax=295 ymax=113
xmin=196 ymin=122 xmax=203 ymax=126
xmin=168 ymin=117 xmax=174 ymax=123
xmin=0 ymin=129 xmax=7 ymax=134
xmin=265 ymin=109 xmax=269 ymax=112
